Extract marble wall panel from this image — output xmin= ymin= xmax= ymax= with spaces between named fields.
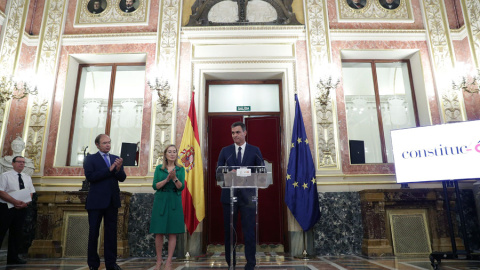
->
xmin=0 ymin=0 xmax=6 ymax=13
xmin=296 ymin=40 xmax=315 ymax=155
xmin=331 ymin=40 xmax=439 ymax=174
xmin=128 ymin=193 xmax=170 ymax=257
xmin=2 ymin=44 xmax=37 ymax=156
xmin=44 ymin=43 xmax=156 ymax=176
xmin=313 ymin=192 xmax=363 ymax=255
xmin=458 ymin=190 xmax=480 ymax=251
xmin=63 ymin=0 xmax=160 ymax=34
xmin=175 ymin=42 xmax=192 ymax=146
xmin=24 ymin=0 xmax=45 ymax=35
xmin=327 ymin=0 xmax=424 ymax=29
xmin=444 ymin=0 xmax=464 ymax=29
xmin=454 ymin=38 xmax=480 ymax=121
xmin=312 ymin=189 xmax=479 ymax=256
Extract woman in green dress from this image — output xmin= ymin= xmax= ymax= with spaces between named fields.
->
xmin=150 ymin=144 xmax=185 ymax=270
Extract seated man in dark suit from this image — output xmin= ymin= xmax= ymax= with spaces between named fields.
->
xmin=84 ymin=134 xmax=126 ymax=270
xmin=217 ymin=122 xmax=264 ymax=270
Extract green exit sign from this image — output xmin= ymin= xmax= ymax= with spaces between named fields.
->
xmin=237 ymin=106 xmax=251 ymax=111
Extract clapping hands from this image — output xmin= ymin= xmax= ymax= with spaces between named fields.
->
xmin=110 ymin=157 xmax=124 ymax=172
xmin=167 ymin=169 xmax=176 ymax=181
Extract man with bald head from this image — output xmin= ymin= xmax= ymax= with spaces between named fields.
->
xmin=84 ymin=134 xmax=126 ymax=270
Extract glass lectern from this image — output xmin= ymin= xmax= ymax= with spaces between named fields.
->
xmin=216 ymin=166 xmax=271 ymax=270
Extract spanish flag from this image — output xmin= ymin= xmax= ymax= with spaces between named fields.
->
xmin=179 ymin=91 xmax=205 ymax=234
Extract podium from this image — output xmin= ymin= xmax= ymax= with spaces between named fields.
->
xmin=216 ymin=166 xmax=271 ymax=270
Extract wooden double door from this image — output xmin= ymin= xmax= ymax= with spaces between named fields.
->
xmin=205 ymin=115 xmax=286 ymax=249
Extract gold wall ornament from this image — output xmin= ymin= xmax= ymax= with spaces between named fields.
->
xmin=315 ymin=76 xmax=340 ymax=167
xmin=305 ymin=0 xmax=340 ymax=169
xmin=25 ymin=99 xmax=49 ymax=171
xmin=151 ymin=0 xmax=181 ymax=170
xmin=0 ymin=75 xmax=38 ymax=105
xmin=420 ymin=0 xmax=464 ymax=123
xmin=152 ymin=102 xmax=174 ymax=169
xmin=453 ymin=69 xmax=480 ymax=94
xmin=147 ymin=78 xmax=172 ymax=109
xmin=25 ymin=0 xmax=68 ymax=173
xmin=74 ymin=0 xmax=150 ymax=26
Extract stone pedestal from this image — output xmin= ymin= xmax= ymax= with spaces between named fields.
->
xmin=360 ymin=189 xmax=465 ymax=256
xmin=28 ymin=191 xmax=131 ymax=258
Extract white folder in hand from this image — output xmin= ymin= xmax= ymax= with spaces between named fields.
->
xmin=0 ymin=189 xmax=32 ymax=209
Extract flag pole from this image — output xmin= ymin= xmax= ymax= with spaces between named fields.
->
xmin=177 ymin=231 xmax=196 ymax=261
xmin=177 ymin=86 xmax=197 ymax=262
xmin=294 ymin=230 xmax=314 ymax=260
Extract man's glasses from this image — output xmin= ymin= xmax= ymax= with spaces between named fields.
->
xmin=14 ymin=161 xmax=26 ymax=164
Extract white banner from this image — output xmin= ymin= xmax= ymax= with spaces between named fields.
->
xmin=391 ymin=120 xmax=480 ymax=183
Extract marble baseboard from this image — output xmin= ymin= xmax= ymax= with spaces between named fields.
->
xmin=128 ymin=193 xmax=173 ymax=258
xmin=313 ymin=192 xmax=363 ymax=256
xmin=458 ymin=190 xmax=480 ymax=251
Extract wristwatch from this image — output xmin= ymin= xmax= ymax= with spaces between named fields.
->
xmin=174 ymin=179 xmax=179 ymax=183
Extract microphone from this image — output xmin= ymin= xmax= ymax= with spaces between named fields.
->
xmin=220 ymin=153 xmax=233 ymax=173
xmin=255 ymin=153 xmax=266 ymax=173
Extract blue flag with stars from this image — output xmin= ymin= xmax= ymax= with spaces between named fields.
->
xmin=285 ymin=94 xmax=320 ymax=231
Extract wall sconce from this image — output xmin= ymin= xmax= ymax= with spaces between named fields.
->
xmin=452 ymin=68 xmax=480 ymax=94
xmin=316 ymin=75 xmax=340 ymax=106
xmin=147 ymin=77 xmax=171 ymax=108
xmin=0 ymin=75 xmax=38 ymax=105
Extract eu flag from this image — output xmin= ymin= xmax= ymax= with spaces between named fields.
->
xmin=285 ymin=94 xmax=320 ymax=231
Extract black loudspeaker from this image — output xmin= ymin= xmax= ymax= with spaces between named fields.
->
xmin=349 ymin=140 xmax=365 ymax=164
xmin=120 ymin=142 xmax=138 ymax=166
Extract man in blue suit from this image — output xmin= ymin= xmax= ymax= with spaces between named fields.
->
xmin=84 ymin=134 xmax=126 ymax=270
xmin=217 ymin=122 xmax=264 ymax=270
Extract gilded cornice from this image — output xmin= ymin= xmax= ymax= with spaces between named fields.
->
xmin=62 ymin=32 xmax=157 ymax=39
xmin=181 ymin=25 xmax=305 ymax=31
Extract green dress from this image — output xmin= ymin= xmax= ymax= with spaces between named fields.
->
xmin=149 ymin=165 xmax=186 ymax=234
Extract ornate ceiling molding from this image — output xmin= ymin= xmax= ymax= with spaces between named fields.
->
xmin=337 ymin=0 xmax=413 ymax=22
xmin=74 ymin=0 xmax=150 ymax=26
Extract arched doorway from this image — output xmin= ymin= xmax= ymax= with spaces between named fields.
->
xmin=204 ymin=80 xmax=287 ymax=252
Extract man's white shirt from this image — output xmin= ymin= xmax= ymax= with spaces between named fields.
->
xmin=0 ymin=170 xmax=35 ymax=194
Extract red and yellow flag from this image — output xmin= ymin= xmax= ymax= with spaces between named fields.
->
xmin=179 ymin=91 xmax=205 ymax=235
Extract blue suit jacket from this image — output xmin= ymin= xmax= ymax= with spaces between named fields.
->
xmin=217 ymin=143 xmax=264 ymax=204
xmin=84 ymin=152 xmax=127 ymax=210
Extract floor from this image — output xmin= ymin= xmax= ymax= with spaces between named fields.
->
xmin=1 ymin=252 xmax=480 ymax=270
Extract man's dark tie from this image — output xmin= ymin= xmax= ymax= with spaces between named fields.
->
xmin=237 ymin=147 xmax=242 ymax=165
xmin=18 ymin=174 xmax=25 ymax=190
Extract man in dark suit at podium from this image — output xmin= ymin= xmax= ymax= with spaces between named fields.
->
xmin=84 ymin=134 xmax=126 ymax=270
xmin=217 ymin=122 xmax=264 ymax=270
